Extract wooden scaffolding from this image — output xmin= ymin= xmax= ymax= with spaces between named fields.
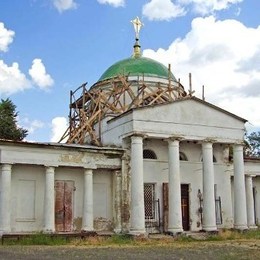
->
xmin=59 ymin=75 xmax=187 ymax=146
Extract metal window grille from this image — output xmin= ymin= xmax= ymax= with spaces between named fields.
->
xmin=214 ymin=184 xmax=222 ymax=225
xmin=198 ymin=187 xmax=223 ymax=226
xmin=144 ymin=184 xmax=155 ymax=219
xmin=215 ymin=196 xmax=222 ymax=225
xmin=143 ymin=149 xmax=157 ymax=159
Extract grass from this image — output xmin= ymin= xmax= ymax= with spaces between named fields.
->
xmin=4 ymin=233 xmax=67 ymax=246
xmin=211 ymin=229 xmax=260 ymax=240
xmin=3 ymin=229 xmax=260 ymax=246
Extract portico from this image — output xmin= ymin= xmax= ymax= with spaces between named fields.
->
xmin=128 ymin=132 xmax=250 ymax=234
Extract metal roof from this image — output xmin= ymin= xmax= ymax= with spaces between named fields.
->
xmin=98 ymin=56 xmax=176 ymax=82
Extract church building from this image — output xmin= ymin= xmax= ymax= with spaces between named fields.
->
xmin=0 ymin=18 xmax=259 ymax=236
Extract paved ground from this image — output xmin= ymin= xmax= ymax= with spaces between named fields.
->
xmin=0 ymin=240 xmax=260 ymax=260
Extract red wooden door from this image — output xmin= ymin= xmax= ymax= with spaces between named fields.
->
xmin=55 ymin=180 xmax=74 ymax=232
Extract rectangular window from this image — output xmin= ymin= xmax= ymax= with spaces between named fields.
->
xmin=144 ymin=183 xmax=155 ymax=220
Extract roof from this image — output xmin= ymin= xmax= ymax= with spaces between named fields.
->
xmin=0 ymin=139 xmax=124 ymax=154
xmin=98 ymin=56 xmax=176 ymax=82
xmin=107 ymin=96 xmax=247 ymax=124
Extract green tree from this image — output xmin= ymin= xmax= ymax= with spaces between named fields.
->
xmin=245 ymin=131 xmax=260 ymax=158
xmin=0 ymin=98 xmax=28 ymax=141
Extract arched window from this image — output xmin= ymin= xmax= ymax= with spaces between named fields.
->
xmin=179 ymin=152 xmax=188 ymax=161
xmin=201 ymin=155 xmax=217 ymax=163
xmin=143 ymin=149 xmax=157 ymax=159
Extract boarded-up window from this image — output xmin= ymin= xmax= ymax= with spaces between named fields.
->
xmin=94 ymin=183 xmax=108 ymax=218
xmin=16 ymin=180 xmax=36 ymax=221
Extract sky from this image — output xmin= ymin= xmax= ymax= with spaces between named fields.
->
xmin=0 ymin=0 xmax=259 ymax=142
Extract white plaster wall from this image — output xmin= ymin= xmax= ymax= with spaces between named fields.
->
xmin=55 ymin=167 xmax=113 ymax=231
xmin=1 ymin=164 xmax=114 ymax=233
xmin=244 ymin=160 xmax=260 ymax=226
xmin=214 ymin=164 xmax=233 ymax=228
xmin=0 ymin=142 xmax=122 ymax=233
xmin=101 ymin=98 xmax=246 ymax=147
xmin=11 ymin=165 xmax=45 ymax=232
xmin=231 ymin=175 xmax=260 ymax=227
xmin=55 ymin=167 xmax=83 ymax=231
xmin=0 ymin=143 xmax=122 ymax=169
xmin=253 ymin=176 xmax=260 ymax=225
xmin=143 ymin=139 xmax=233 ymax=231
xmin=101 ymin=112 xmax=133 ymax=146
xmin=93 ymin=170 xmax=113 ymax=231
xmin=133 ymin=100 xmax=245 ymax=142
xmin=245 ymin=161 xmax=260 ymax=177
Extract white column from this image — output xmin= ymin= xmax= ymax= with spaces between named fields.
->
xmin=82 ymin=169 xmax=93 ymax=231
xmin=167 ymin=139 xmax=183 ymax=233
xmin=130 ymin=135 xmax=145 ymax=234
xmin=44 ymin=166 xmax=55 ymax=232
xmin=113 ymin=170 xmax=122 ymax=233
xmin=233 ymin=144 xmax=247 ymax=230
xmin=0 ymin=164 xmax=12 ymax=232
xmin=202 ymin=142 xmax=217 ymax=231
xmin=245 ymin=175 xmax=257 ymax=229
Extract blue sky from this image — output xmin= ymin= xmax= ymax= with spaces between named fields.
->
xmin=0 ymin=0 xmax=259 ymax=142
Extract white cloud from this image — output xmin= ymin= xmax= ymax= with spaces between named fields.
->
xmin=143 ymin=0 xmax=186 ymax=21
xmin=0 ymin=60 xmax=31 ymax=96
xmin=51 ymin=117 xmax=68 ymax=142
xmin=29 ymin=59 xmax=54 ymax=90
xmin=20 ymin=118 xmax=45 ymax=134
xmin=0 ymin=23 xmax=54 ymax=96
xmin=53 ymin=0 xmax=77 ymax=13
xmin=142 ymin=0 xmax=243 ymax=20
xmin=97 ymin=0 xmax=125 ymax=8
xmin=218 ymin=95 xmax=260 ymax=128
xmin=0 ymin=22 xmax=15 ymax=52
xmin=143 ymin=16 xmax=260 ymax=128
xmin=177 ymin=0 xmax=243 ymax=15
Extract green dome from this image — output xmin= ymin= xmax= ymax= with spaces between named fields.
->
xmin=99 ymin=56 xmax=176 ymax=82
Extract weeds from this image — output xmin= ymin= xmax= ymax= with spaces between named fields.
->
xmin=2 ymin=229 xmax=260 ymax=246
xmin=107 ymin=234 xmax=133 ymax=244
xmin=4 ymin=233 xmax=67 ymax=246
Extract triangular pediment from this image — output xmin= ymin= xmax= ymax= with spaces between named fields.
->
xmin=105 ymin=97 xmax=246 ymax=144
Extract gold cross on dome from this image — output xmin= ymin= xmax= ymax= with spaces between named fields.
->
xmin=131 ymin=17 xmax=144 ymax=40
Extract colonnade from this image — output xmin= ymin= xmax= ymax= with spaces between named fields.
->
xmin=0 ymin=137 xmax=257 ymax=234
xmin=0 ymin=165 xmax=122 ymax=233
xmin=129 ymin=135 xmax=256 ymax=234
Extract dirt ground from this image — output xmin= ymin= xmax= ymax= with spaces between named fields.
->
xmin=0 ymin=240 xmax=260 ymax=260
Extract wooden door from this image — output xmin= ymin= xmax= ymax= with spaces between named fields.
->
xmin=162 ymin=183 xmax=190 ymax=232
xmin=181 ymin=184 xmax=190 ymax=231
xmin=162 ymin=183 xmax=169 ymax=232
xmin=55 ymin=180 xmax=74 ymax=232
